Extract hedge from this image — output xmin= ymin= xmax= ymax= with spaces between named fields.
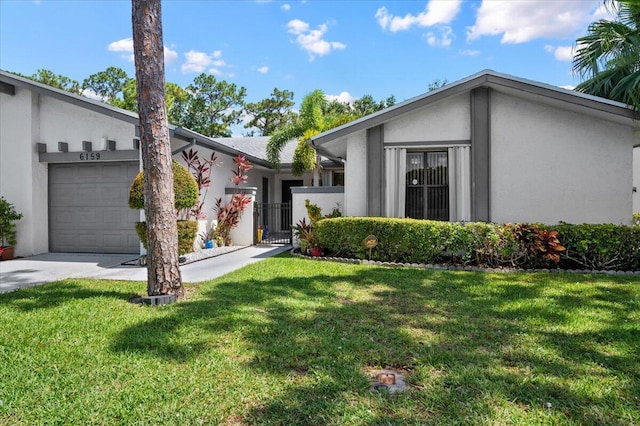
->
xmin=128 ymin=160 xmax=198 ymax=211
xmin=315 ymin=217 xmax=640 ymax=271
xmin=135 ymin=220 xmax=198 ymax=256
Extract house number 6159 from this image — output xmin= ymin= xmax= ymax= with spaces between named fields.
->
xmin=79 ymin=152 xmax=101 ymax=160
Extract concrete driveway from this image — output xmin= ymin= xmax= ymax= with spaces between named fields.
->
xmin=0 ymin=245 xmax=290 ymax=293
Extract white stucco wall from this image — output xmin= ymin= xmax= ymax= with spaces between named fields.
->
xmin=384 ymin=94 xmax=471 ymax=142
xmin=291 ymin=188 xmax=345 ymax=246
xmin=491 ymin=91 xmax=634 ymax=225
xmin=0 ymin=88 xmax=47 ymax=256
xmin=1 ymin=86 xmax=140 ymax=256
xmin=633 ymin=143 xmax=639 ymax=215
xmin=344 ymin=131 xmax=367 ymax=216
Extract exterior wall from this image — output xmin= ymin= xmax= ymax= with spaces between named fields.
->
xmin=291 ymin=187 xmax=345 ymax=246
xmin=0 ymin=87 xmax=46 ymax=256
xmin=344 ymin=131 xmax=367 ymax=216
xmin=634 ymin=142 xmax=639 ymax=214
xmin=1 ymin=88 xmax=137 ymax=256
xmin=491 ymin=91 xmax=634 ymax=224
xmin=384 ymin=94 xmax=470 ymax=142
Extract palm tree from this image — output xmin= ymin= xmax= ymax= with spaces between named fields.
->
xmin=267 ymin=89 xmax=356 ymax=175
xmin=573 ymin=0 xmax=640 ymax=110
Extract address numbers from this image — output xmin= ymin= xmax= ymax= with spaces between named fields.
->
xmin=79 ymin=152 xmax=101 ymax=161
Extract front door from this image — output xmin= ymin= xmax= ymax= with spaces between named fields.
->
xmin=405 ymin=152 xmax=449 ymax=221
xmin=281 ymin=180 xmax=303 ymax=230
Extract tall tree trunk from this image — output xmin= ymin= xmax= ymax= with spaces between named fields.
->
xmin=132 ymin=0 xmax=183 ymax=297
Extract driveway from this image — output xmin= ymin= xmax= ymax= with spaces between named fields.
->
xmin=0 ymin=245 xmax=290 ymax=293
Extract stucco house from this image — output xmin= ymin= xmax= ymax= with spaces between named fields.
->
xmin=294 ymin=70 xmax=639 ymax=227
xmin=0 ymin=70 xmax=318 ymax=257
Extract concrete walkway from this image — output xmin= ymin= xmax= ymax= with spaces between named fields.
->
xmin=0 ymin=245 xmax=290 ymax=293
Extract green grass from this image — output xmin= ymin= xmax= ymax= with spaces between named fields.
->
xmin=1 ymin=254 xmax=639 ymax=425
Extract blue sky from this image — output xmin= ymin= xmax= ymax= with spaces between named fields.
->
xmin=1 ymin=0 xmax=609 ymax=117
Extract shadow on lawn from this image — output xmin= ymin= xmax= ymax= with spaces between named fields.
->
xmin=1 ymin=279 xmax=138 ymax=311
xmin=110 ymin=261 xmax=640 ymax=425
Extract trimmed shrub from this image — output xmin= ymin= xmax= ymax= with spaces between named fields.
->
xmin=555 ymin=223 xmax=640 ymax=271
xmin=128 ymin=160 xmax=199 ymax=211
xmin=315 ymin=217 xmax=639 ymax=271
xmin=135 ymin=220 xmax=198 ymax=255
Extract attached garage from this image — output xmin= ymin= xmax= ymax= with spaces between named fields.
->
xmin=48 ymin=162 xmax=140 ymax=253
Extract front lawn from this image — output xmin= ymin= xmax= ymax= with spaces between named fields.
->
xmin=1 ymin=254 xmax=638 ymax=425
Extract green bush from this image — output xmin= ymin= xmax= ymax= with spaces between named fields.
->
xmin=0 ymin=196 xmax=23 ymax=247
xmin=316 ymin=217 xmax=639 ymax=271
xmin=135 ymin=220 xmax=198 ymax=255
xmin=555 ymin=223 xmax=640 ymax=271
xmin=128 ymin=160 xmax=198 ymax=211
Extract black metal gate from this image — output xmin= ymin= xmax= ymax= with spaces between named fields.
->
xmin=253 ymin=203 xmax=292 ymax=244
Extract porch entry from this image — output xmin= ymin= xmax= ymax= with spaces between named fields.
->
xmin=406 ymin=152 xmax=449 ymax=220
xmin=253 ymin=202 xmax=292 ymax=244
xmin=252 ymin=180 xmax=302 ymax=244
xmin=384 ymin=146 xmax=471 ymax=221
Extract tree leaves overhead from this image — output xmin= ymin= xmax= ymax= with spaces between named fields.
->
xmin=177 ymin=73 xmax=247 ymax=137
xmin=82 ymin=66 xmax=131 ymax=105
xmin=22 ymin=69 xmax=82 ymax=94
xmin=573 ymin=0 xmax=640 ymax=110
xmin=244 ymin=88 xmax=296 ymax=136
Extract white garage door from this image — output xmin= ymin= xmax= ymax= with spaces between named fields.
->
xmin=49 ymin=162 xmax=140 ymax=253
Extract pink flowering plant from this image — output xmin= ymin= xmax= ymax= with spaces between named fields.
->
xmin=214 ymin=155 xmax=253 ymax=246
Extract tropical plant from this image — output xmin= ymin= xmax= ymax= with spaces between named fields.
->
xmin=292 ymin=217 xmax=317 ymax=252
xmin=267 ymin=90 xmax=395 ymax=175
xmin=181 ymin=149 xmax=220 ymax=220
xmin=0 ymin=197 xmax=23 ymax=247
xmin=214 ymin=155 xmax=253 ymax=246
xmin=573 ymin=0 xmax=640 ymax=110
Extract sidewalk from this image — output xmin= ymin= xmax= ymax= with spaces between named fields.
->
xmin=0 ymin=245 xmax=290 ymax=293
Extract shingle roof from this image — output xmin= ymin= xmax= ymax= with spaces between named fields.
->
xmin=213 ymin=136 xmax=298 ymax=165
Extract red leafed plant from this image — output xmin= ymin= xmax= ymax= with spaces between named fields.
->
xmin=532 ymin=229 xmax=566 ymax=263
xmin=181 ymin=149 xmax=220 ymax=220
xmin=214 ymin=155 xmax=253 ymax=246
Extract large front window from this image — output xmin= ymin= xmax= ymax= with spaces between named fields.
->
xmin=405 ymin=151 xmax=449 ymax=220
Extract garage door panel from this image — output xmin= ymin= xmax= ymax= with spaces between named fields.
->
xmin=49 ymin=162 xmax=139 ymax=253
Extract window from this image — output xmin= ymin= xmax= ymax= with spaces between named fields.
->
xmin=333 ymin=171 xmax=344 ymax=186
xmin=405 ymin=151 xmax=449 ymax=220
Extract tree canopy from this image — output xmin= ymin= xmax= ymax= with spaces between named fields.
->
xmin=573 ymin=0 xmax=640 ymax=110
xmin=244 ymin=88 xmax=296 ymax=136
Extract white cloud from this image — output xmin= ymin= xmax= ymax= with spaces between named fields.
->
xmin=182 ymin=50 xmax=228 ymax=74
xmin=459 ymin=49 xmax=480 ymax=56
xmin=467 ymin=0 xmax=602 ymax=44
xmin=423 ymin=25 xmax=453 ymax=47
xmin=182 ymin=50 xmax=212 ymax=73
xmin=559 ymin=84 xmax=575 ymax=90
xmin=281 ymin=3 xmax=291 ymax=11
xmin=108 ymin=37 xmax=178 ymax=63
xmin=326 ymin=91 xmax=355 ymax=104
xmin=375 ymin=1 xmax=462 ymax=32
xmin=82 ymin=88 xmax=106 ymax=101
xmin=545 ymin=44 xmax=573 ymax=61
xmin=257 ymin=66 xmax=269 ymax=74
xmin=164 ymin=46 xmax=178 ymax=64
xmin=554 ymin=45 xmax=573 ymax=61
xmin=287 ymin=19 xmax=346 ymax=60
